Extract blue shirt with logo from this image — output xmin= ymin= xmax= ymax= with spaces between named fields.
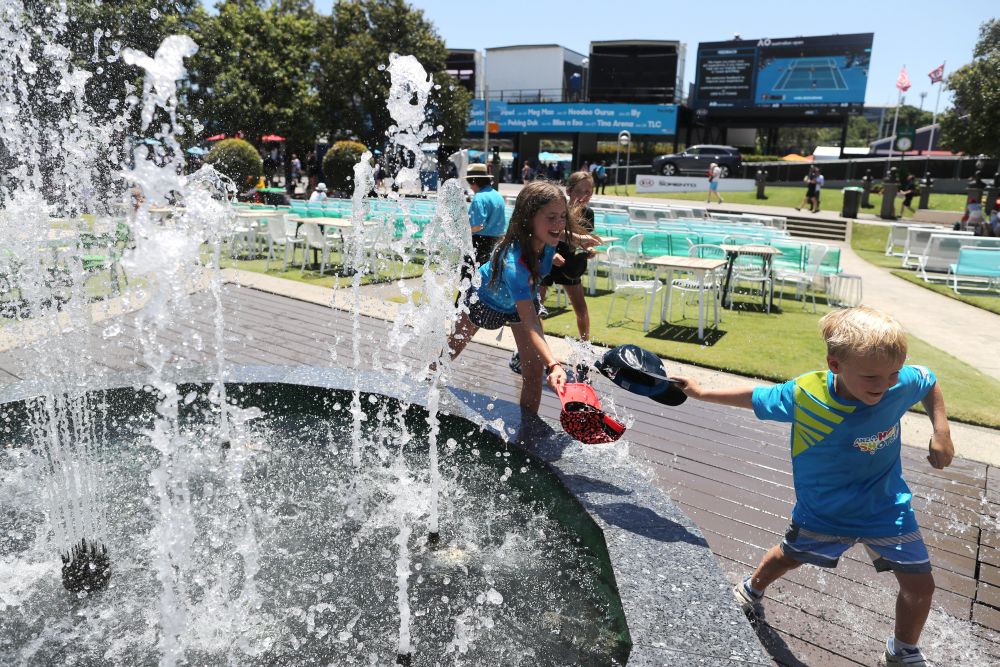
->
xmin=476 ymin=242 xmax=555 ymax=314
xmin=751 ymin=365 xmax=936 ymax=537
xmin=469 ymin=185 xmax=507 ymax=238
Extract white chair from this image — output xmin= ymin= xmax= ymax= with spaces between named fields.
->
xmin=775 ymin=242 xmax=828 ymax=312
xmin=624 ymin=233 xmax=644 ymax=264
xmin=727 ymin=244 xmax=773 ymax=312
xmin=605 ymin=245 xmax=661 ymax=332
xmin=299 ymin=222 xmax=339 ymax=275
xmin=670 ymin=244 xmax=725 ymax=326
xmin=263 ymin=215 xmax=304 ymax=272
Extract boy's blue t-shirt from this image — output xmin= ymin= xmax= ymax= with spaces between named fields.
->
xmin=468 ymin=185 xmax=507 ymax=237
xmin=752 ymin=365 xmax=936 ymax=537
xmin=476 ymin=242 xmax=555 ymax=314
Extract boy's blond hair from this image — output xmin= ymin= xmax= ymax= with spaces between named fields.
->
xmin=819 ymin=305 xmax=907 ymax=362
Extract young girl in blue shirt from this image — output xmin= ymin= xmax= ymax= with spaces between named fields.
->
xmin=445 ymin=181 xmax=573 ymax=413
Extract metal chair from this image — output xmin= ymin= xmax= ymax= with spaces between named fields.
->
xmin=775 ymin=242 xmax=828 ymax=312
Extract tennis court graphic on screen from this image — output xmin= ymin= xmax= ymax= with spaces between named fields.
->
xmin=693 ymin=33 xmax=873 ymax=115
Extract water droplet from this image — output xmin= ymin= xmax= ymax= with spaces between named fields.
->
xmin=149 ymin=8 xmax=159 ymax=19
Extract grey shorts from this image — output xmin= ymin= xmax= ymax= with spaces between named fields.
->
xmin=780 ymin=523 xmax=932 ymax=574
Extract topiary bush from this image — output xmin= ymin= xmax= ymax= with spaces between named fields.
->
xmin=205 ymin=138 xmax=263 ymax=188
xmin=322 ymin=140 xmax=368 ymax=194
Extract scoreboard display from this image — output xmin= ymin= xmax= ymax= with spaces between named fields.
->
xmin=692 ymin=33 xmax=873 ymax=117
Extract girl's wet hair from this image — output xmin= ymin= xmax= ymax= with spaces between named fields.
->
xmin=488 ymin=180 xmax=580 ymax=289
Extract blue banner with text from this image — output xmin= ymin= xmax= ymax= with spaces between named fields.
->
xmin=469 ymin=100 xmax=677 ymax=136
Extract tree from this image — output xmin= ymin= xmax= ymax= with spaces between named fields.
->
xmin=316 ymin=0 xmax=470 ymax=148
xmin=940 ymin=18 xmax=1000 ymax=157
xmin=187 ymin=0 xmax=321 ymax=149
xmin=204 ymin=138 xmax=263 ymax=188
xmin=322 ymin=140 xmax=368 ymax=193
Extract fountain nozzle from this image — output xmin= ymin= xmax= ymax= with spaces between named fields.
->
xmin=427 ymin=531 xmax=440 ymax=546
xmin=396 ymin=653 xmax=412 ymax=666
xmin=61 ymin=539 xmax=111 ymax=593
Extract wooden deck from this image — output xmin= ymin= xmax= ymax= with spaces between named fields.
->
xmin=1 ymin=284 xmax=997 ymax=665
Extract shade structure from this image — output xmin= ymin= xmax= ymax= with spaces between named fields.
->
xmin=261 ymin=134 xmax=285 ymax=142
xmin=780 ymin=153 xmax=812 ymax=162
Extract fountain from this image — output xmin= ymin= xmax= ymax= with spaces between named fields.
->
xmin=0 ymin=4 xmax=768 ymax=666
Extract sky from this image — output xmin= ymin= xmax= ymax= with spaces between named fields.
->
xmin=304 ymin=0 xmax=993 ymax=111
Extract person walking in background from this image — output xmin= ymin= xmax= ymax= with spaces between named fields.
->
xmin=796 ymin=167 xmax=818 ymax=212
xmin=706 ymin=162 xmax=724 ymax=204
xmin=898 ymin=173 xmax=918 ymax=218
xmin=290 ymin=153 xmax=302 ymax=193
xmin=521 ymin=160 xmax=532 ymax=183
xmin=813 ymin=168 xmax=825 ymax=213
xmin=537 ymin=171 xmax=602 ymax=339
xmin=595 ymin=161 xmax=608 ymax=195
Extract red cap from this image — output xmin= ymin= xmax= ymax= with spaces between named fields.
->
xmin=558 ymin=383 xmax=626 ymax=444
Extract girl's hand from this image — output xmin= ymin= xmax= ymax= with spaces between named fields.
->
xmin=547 ymin=364 xmax=567 ymax=395
xmin=552 ymin=253 xmax=566 ymax=267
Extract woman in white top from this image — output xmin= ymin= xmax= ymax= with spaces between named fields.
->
xmin=309 ymin=182 xmax=328 ymax=202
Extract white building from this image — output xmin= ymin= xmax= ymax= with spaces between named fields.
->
xmin=483 ymin=44 xmax=586 ymax=103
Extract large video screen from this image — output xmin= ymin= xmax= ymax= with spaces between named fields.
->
xmin=692 ymin=33 xmax=873 ymax=116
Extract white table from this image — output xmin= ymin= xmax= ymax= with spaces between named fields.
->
xmin=646 ymin=255 xmax=727 ymax=339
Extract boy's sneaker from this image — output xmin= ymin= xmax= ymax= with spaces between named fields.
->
xmin=732 ymin=576 xmax=763 ymax=618
xmin=883 ymin=640 xmax=928 ymax=666
xmin=509 ymin=351 xmax=521 ymax=375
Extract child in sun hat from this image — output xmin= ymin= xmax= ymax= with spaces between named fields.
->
xmin=672 ymin=305 xmax=954 ymax=667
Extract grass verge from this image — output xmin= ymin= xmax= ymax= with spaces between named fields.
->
xmin=850 ymin=222 xmax=1000 ymax=315
xmin=620 ymin=185 xmax=967 ymax=214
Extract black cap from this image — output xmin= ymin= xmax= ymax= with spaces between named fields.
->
xmin=594 ymin=345 xmax=687 ymax=406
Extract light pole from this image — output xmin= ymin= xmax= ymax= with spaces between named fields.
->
xmin=614 ymin=130 xmax=631 ymax=195
xmin=919 ymin=91 xmax=927 ymax=111
xmin=581 ymin=57 xmax=589 ymax=102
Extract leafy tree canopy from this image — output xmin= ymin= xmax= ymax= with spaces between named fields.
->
xmin=940 ymin=18 xmax=1000 ymax=157
xmin=316 ymin=0 xmax=470 ymax=148
xmin=187 ymin=0 xmax=321 ymax=148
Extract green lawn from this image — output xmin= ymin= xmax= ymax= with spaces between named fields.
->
xmin=621 ymin=185 xmax=967 ymax=214
xmin=850 ymin=222 xmax=1000 ymax=315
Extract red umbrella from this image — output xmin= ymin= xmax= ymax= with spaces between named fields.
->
xmin=261 ymin=134 xmax=285 ymax=142
xmin=206 ymin=133 xmax=227 ymax=141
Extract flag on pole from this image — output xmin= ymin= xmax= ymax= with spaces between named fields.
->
xmin=896 ymin=66 xmax=911 ymax=92
xmin=928 ymin=63 xmax=945 ymax=84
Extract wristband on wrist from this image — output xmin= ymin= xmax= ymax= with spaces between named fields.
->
xmin=546 ymin=361 xmax=562 ymax=371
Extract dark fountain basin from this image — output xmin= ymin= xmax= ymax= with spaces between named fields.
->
xmin=0 ymin=366 xmax=768 ymax=666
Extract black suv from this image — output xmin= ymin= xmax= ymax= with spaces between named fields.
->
xmin=651 ymin=145 xmax=742 ymax=178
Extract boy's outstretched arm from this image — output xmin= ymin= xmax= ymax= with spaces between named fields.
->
xmin=672 ymin=376 xmax=754 ymax=410
xmin=922 ymin=382 xmax=954 ymax=469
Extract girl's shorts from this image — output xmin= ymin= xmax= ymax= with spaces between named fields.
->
xmin=463 ymin=290 xmax=537 ymax=330
xmin=780 ymin=523 xmax=931 ymax=574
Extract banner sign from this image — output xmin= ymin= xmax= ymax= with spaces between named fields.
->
xmin=469 ymin=100 xmax=677 ymax=136
xmin=635 ymin=175 xmax=755 ymax=194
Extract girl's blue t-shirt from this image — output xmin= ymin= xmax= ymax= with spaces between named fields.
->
xmin=476 ymin=242 xmax=555 ymax=314
xmin=751 ymin=365 xmax=936 ymax=537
